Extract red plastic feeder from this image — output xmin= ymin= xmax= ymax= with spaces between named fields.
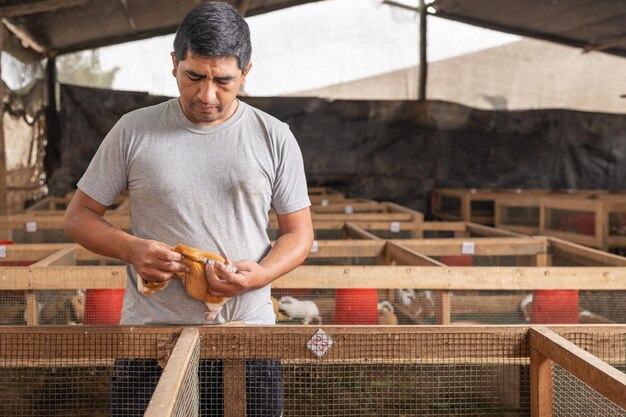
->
xmin=574 ymin=213 xmax=595 ymax=235
xmin=530 ymin=290 xmax=579 ymax=324
xmin=440 ymin=255 xmax=473 ymax=266
xmin=83 ymin=289 xmax=125 ymax=324
xmin=333 ymin=288 xmax=378 ymax=324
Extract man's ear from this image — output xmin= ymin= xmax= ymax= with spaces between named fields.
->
xmin=241 ymin=62 xmax=252 ymax=82
xmin=171 ymin=52 xmax=178 ymax=78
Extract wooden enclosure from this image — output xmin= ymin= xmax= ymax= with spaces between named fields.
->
xmin=0 ymin=325 xmax=624 ymax=417
xmin=2 ymin=234 xmax=626 ymax=326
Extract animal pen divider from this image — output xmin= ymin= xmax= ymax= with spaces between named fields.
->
xmin=3 ymin=235 xmax=626 ymax=326
xmin=0 ymin=325 xmax=625 ymax=417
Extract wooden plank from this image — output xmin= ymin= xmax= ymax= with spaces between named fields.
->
xmin=3 ymin=265 xmax=626 ymax=290
xmin=466 ymin=223 xmax=524 ymax=237
xmin=541 ymin=229 xmax=599 ymax=248
xmin=311 ymin=213 xmax=413 ymax=222
xmin=0 ymin=326 xmax=533 ymax=364
xmin=0 ymin=0 xmax=88 ymax=17
xmin=0 ymin=327 xmax=183 ymax=360
xmin=451 ymin=295 xmax=527 ymax=314
xmin=549 ymin=237 xmax=626 ymax=266
xmin=30 ymin=245 xmax=77 ymax=267
xmin=145 ymin=328 xmax=200 ymax=417
xmin=530 ymin=326 xmax=626 ymax=411
xmin=306 ymin=240 xmax=384 ymax=258
xmin=393 ymin=237 xmax=547 ymax=256
xmin=25 ymin=291 xmax=39 ymax=325
xmin=530 ymin=347 xmax=553 ymax=417
xmin=0 ymin=213 xmax=131 ymax=229
xmin=384 ymin=242 xmax=444 ymax=266
xmin=312 ymin=202 xmax=387 ymax=213
xmin=224 ymin=359 xmax=246 ymax=417
xmin=0 ymin=266 xmax=127 ymax=289
xmin=270 ymin=220 xmax=422 ymax=231
xmin=343 ymin=222 xmax=382 ymax=240
xmin=276 ymin=266 xmax=626 ymax=290
xmin=435 ymin=290 xmax=451 ymax=325
xmin=0 ymin=243 xmax=70 ymax=262
xmin=419 ymin=221 xmax=467 ymax=232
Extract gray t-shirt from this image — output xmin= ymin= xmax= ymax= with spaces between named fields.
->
xmin=77 ymin=98 xmax=310 ymax=325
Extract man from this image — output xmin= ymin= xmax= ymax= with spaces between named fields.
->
xmin=64 ymin=2 xmax=313 ymax=415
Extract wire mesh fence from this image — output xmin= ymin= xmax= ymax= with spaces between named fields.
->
xmin=1 ymin=326 xmax=625 ymax=416
xmin=540 ymin=329 xmax=626 ymax=417
xmin=553 ymin=364 xmax=626 ymax=417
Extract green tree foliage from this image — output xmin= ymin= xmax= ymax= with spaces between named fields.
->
xmin=56 ymin=50 xmax=119 ymax=89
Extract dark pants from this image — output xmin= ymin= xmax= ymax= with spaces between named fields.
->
xmin=109 ymin=359 xmax=284 ymax=417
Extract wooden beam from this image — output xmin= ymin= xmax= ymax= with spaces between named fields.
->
xmin=0 ymin=242 xmax=70 ymax=261
xmin=530 ymin=326 xmax=626 ymax=411
xmin=419 ymin=221 xmax=467 ymax=232
xmin=3 ymin=265 xmax=626 ymax=290
xmin=418 ymin=0 xmax=427 ymax=100
xmin=2 ymin=19 xmax=45 ymax=54
xmin=145 ymin=328 xmax=200 ymax=417
xmin=393 ymin=237 xmax=546 ymax=256
xmin=343 ymin=222 xmax=382 ymax=240
xmin=307 ymin=239 xmax=384 ymax=258
xmin=530 ymin=346 xmax=553 ymax=417
xmin=549 ymin=237 xmax=626 ymax=266
xmin=384 ymin=241 xmax=444 ymax=266
xmin=30 ymin=245 xmax=77 ymax=267
xmin=466 ymin=222 xmax=523 ymax=237
xmin=0 ymin=0 xmax=88 ymax=17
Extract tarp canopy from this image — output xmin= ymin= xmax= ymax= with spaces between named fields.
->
xmin=0 ymin=0 xmax=322 ymax=55
xmin=430 ymin=0 xmax=626 ymax=58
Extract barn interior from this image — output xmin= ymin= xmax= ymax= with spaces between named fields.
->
xmin=0 ymin=1 xmax=626 ymax=416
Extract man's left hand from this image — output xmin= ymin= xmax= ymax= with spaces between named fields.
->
xmin=204 ymin=259 xmax=270 ymax=297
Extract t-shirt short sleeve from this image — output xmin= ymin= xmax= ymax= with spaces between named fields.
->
xmin=77 ymin=116 xmax=129 ymax=206
xmin=271 ymin=125 xmax=311 ymax=214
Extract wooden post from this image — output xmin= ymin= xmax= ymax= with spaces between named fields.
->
xmin=224 ymin=359 xmax=246 ymax=417
xmin=535 ymin=253 xmax=551 ymax=267
xmin=435 ymin=290 xmax=451 ymax=324
xmin=461 ymin=195 xmax=471 ymax=222
xmin=530 ymin=347 xmax=554 ymax=417
xmin=418 ymin=0 xmax=427 ymax=100
xmin=0 ymin=27 xmax=6 ymax=216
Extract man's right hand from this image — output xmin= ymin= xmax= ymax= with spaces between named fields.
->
xmin=127 ymin=239 xmax=190 ymax=284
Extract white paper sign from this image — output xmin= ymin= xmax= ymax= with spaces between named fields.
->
xmin=307 ymin=329 xmax=334 ymax=358
xmin=25 ymin=222 xmax=37 ymax=233
xmin=461 ymin=241 xmax=475 ymax=255
xmin=344 ymin=205 xmax=353 ymax=214
xmin=321 ymin=199 xmax=329 ymax=207
xmin=390 ymin=221 xmax=400 ymax=233
xmin=310 ymin=240 xmax=318 ymax=253
xmin=0 ymin=246 xmax=6 ymax=258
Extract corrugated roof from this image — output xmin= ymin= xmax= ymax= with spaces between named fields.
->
xmin=430 ymin=0 xmax=626 ymax=57
xmin=0 ymin=0 xmax=321 ymax=55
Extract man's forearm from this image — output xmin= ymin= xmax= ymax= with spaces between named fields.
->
xmin=64 ymin=207 xmax=137 ymax=263
xmin=258 ymin=230 xmax=312 ymax=286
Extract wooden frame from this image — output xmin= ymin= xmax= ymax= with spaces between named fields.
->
xmin=431 ymin=188 xmax=552 ymax=225
xmin=530 ymin=326 xmax=626 ymax=416
xmin=2 ymin=235 xmax=626 ymax=326
xmin=1 ymin=325 xmax=625 ymax=417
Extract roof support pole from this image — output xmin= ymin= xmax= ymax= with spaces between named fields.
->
xmin=418 ymin=0 xmax=427 ymax=101
xmin=0 ymin=27 xmax=7 ymax=216
xmin=44 ymin=56 xmax=61 ymax=188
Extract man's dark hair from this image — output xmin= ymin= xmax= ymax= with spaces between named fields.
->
xmin=173 ymin=1 xmax=251 ymax=72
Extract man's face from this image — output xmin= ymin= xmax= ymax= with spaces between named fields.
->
xmin=171 ymin=51 xmax=251 ymax=126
